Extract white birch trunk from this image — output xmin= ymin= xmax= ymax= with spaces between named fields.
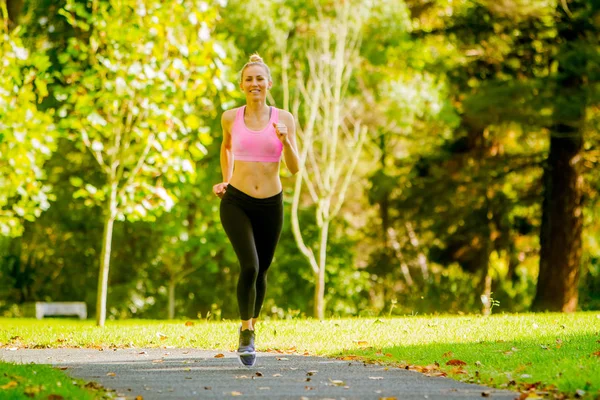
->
xmin=96 ymin=181 xmax=117 ymax=327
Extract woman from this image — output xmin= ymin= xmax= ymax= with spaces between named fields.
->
xmin=213 ymin=54 xmax=300 ymax=367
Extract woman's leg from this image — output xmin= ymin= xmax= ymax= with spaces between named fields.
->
xmin=220 ymin=198 xmax=259 ymax=326
xmin=251 ymin=198 xmax=284 ymax=321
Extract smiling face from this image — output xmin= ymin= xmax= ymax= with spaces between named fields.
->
xmin=240 ymin=64 xmax=272 ymax=100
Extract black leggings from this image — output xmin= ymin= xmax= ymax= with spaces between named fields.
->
xmin=220 ymin=184 xmax=283 ymax=320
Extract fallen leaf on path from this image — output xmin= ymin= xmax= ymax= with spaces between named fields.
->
xmin=152 ymin=359 xmax=163 ymax=363
xmin=135 ymin=397 xmax=143 ymax=400
xmin=341 ymin=355 xmax=359 ymax=360
xmin=305 ymin=386 xmax=314 ymax=390
xmin=106 ymin=372 xmax=116 ymax=376
xmin=231 ymin=391 xmax=242 ymax=396
xmin=255 ymin=372 xmax=263 ymax=377
xmin=369 ymin=377 xmax=384 ymax=380
xmin=379 ymin=397 xmax=398 ymax=400
xmin=276 ymin=357 xmax=288 ymax=361
xmin=214 ymin=353 xmax=225 ymax=358
xmin=204 ymin=386 xmax=211 ymax=390
xmin=1 ymin=381 xmax=18 ymax=389
xmin=258 ymin=387 xmax=270 ymax=390
xmin=57 ymin=367 xmax=69 ymax=370
xmin=329 ymin=379 xmax=345 ymax=386
xmin=84 ymin=382 xmax=103 ymax=390
xmin=272 ymin=373 xmax=282 ymax=377
xmin=481 ymin=391 xmax=491 ymax=397
xmin=446 ymin=359 xmax=467 ymax=366
xmin=307 ymin=370 xmax=317 ymax=376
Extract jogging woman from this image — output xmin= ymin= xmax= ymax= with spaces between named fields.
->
xmin=213 ymin=54 xmax=300 ymax=367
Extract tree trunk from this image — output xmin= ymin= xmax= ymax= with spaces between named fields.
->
xmin=532 ymin=0 xmax=587 ymax=312
xmin=314 ymin=220 xmax=329 ymax=320
xmin=168 ymin=279 xmax=176 ymax=320
xmin=96 ymin=183 xmax=117 ymax=327
xmin=6 ymin=0 xmax=24 ymax=29
xmin=532 ymin=131 xmax=583 ymax=311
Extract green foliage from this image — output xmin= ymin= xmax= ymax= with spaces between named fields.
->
xmin=0 ymin=5 xmax=57 ymax=237
xmin=55 ymin=0 xmax=226 ymax=220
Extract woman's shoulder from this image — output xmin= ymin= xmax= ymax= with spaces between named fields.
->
xmin=221 ymin=108 xmax=239 ymax=126
xmin=275 ymin=108 xmax=294 ymax=122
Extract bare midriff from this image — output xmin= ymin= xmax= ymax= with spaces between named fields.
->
xmin=229 ymin=160 xmax=282 ymax=198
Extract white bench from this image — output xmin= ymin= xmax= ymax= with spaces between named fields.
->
xmin=24 ymin=302 xmax=87 ymax=320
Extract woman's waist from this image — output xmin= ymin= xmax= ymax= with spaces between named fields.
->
xmin=229 ymin=169 xmax=282 ymax=199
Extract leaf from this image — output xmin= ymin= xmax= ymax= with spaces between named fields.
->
xmin=369 ymin=376 xmax=384 ymax=380
xmin=446 ymin=359 xmax=467 ymax=366
xmin=185 ymin=321 xmax=194 ymax=327
xmin=329 ymin=379 xmax=345 ymax=386
xmin=255 ymin=372 xmax=263 ymax=377
xmin=48 ymin=395 xmax=65 ymax=400
xmin=276 ymin=357 xmax=288 ymax=361
xmin=214 ymin=353 xmax=225 ymax=358
xmin=106 ymin=372 xmax=116 ymax=376
xmin=231 ymin=391 xmax=242 ymax=396
xmin=1 ymin=381 xmax=18 ymax=389
xmin=443 ymin=351 xmax=454 ymax=358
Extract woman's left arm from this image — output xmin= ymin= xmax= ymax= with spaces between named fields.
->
xmin=275 ymin=111 xmax=300 ymax=175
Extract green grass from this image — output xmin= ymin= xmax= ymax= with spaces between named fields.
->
xmin=0 ymin=361 xmax=110 ymax=399
xmin=1 ymin=312 xmax=599 ymax=399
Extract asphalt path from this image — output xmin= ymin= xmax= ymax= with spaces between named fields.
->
xmin=1 ymin=348 xmax=518 ymax=399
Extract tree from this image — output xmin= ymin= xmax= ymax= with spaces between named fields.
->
xmin=56 ymin=0 xmax=225 ymax=326
xmin=285 ymin=1 xmax=370 ymax=319
xmin=0 ymin=2 xmax=56 ymax=237
xmin=533 ymin=0 xmax=600 ymax=311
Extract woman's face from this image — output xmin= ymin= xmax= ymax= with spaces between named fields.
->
xmin=240 ymin=65 xmax=272 ymax=100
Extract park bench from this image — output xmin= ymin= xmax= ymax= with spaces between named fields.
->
xmin=23 ymin=302 xmax=87 ymax=320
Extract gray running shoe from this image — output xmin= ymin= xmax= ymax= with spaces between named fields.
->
xmin=237 ymin=329 xmax=256 ymax=367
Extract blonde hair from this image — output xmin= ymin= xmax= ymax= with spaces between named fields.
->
xmin=239 ymin=53 xmax=272 ymax=83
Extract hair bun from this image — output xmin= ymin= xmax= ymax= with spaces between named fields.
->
xmin=249 ymin=54 xmax=263 ymax=63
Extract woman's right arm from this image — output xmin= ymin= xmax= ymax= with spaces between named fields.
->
xmin=213 ymin=110 xmax=234 ymax=198
xmin=220 ymin=111 xmax=234 ymax=182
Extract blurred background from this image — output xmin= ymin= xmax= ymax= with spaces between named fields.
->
xmin=1 ymin=0 xmax=599 ymax=322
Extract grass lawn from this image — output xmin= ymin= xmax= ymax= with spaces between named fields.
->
xmin=0 ymin=361 xmax=111 ymax=400
xmin=1 ymin=312 xmax=599 ymax=399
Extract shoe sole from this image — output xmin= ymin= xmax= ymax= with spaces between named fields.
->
xmin=237 ymin=353 xmax=257 ymax=367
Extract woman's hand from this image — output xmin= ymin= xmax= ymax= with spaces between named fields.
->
xmin=213 ymin=182 xmax=229 ymax=198
xmin=273 ymin=122 xmax=289 ymax=145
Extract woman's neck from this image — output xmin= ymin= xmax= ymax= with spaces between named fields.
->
xmin=245 ymin=101 xmax=269 ymax=116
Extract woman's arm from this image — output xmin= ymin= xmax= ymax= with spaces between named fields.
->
xmin=220 ymin=111 xmax=234 ymax=182
xmin=277 ymin=110 xmax=300 ymax=175
xmin=213 ymin=110 xmax=234 ymax=198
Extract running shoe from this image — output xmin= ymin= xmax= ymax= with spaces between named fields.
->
xmin=237 ymin=328 xmax=256 ymax=367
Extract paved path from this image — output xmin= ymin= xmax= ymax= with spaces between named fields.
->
xmin=1 ymin=348 xmax=517 ymax=399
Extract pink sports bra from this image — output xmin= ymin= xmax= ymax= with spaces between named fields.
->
xmin=231 ymin=106 xmax=283 ymax=163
